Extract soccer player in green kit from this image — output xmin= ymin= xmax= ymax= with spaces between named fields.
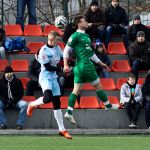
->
xmin=63 ymin=15 xmax=119 ymax=124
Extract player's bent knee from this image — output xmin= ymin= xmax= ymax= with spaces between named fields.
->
xmin=52 ymin=96 xmax=61 ymax=110
xmin=43 ymin=90 xmax=53 ymax=104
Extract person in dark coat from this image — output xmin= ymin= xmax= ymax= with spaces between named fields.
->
xmin=105 ymin=0 xmax=128 ymax=47
xmin=128 ymin=31 xmax=150 ymax=81
xmin=142 ymin=71 xmax=150 ymax=129
xmin=83 ymin=0 xmax=106 ymax=42
xmin=0 ymin=66 xmax=27 ymax=129
xmin=0 ymin=27 xmax=6 ymax=59
xmin=128 ymin=14 xmax=149 ymax=44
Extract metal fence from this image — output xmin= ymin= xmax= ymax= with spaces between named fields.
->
xmin=0 ymin=0 xmax=150 ymax=27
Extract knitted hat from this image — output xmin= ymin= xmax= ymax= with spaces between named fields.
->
xmin=136 ymin=31 xmax=145 ymax=37
xmin=4 ymin=66 xmax=13 ymax=73
xmin=133 ymin=14 xmax=141 ymax=20
xmin=90 ymin=0 xmax=98 ymax=6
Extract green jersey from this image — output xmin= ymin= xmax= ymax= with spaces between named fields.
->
xmin=67 ymin=31 xmax=94 ymax=63
xmin=67 ymin=31 xmax=98 ymax=84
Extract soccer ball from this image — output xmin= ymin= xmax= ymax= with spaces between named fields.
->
xmin=54 ymin=16 xmax=68 ymax=28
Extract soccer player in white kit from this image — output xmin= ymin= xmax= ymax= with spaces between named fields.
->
xmin=27 ymin=31 xmax=72 ymax=139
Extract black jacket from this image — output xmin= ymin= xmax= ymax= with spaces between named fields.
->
xmin=105 ymin=4 xmax=128 ymax=26
xmin=128 ymin=24 xmax=148 ymax=42
xmin=0 ymin=75 xmax=24 ymax=105
xmin=0 ymin=28 xmax=5 ymax=47
xmin=128 ymin=41 xmax=150 ymax=66
xmin=27 ymin=58 xmax=41 ymax=82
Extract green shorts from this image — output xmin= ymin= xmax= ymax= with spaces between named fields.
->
xmin=73 ymin=60 xmax=98 ymax=84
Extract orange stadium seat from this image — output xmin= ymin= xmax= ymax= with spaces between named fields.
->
xmin=107 ymin=42 xmax=127 ymax=54
xmin=60 ymin=96 xmax=79 ymax=109
xmin=111 ymin=60 xmax=131 ymax=72
xmin=44 ymin=25 xmax=63 ymax=36
xmin=138 ymin=78 xmax=145 ymax=86
xmin=0 ymin=60 xmax=9 ymax=72
xmin=5 ymin=24 xmax=23 ymax=36
xmin=24 ymin=25 xmax=43 ymax=36
xmin=100 ymin=96 xmax=120 ymax=109
xmin=116 ymin=78 xmax=128 ymax=90
xmin=19 ymin=78 xmax=29 ymax=89
xmin=11 ymin=60 xmax=28 ymax=72
xmin=38 ymin=101 xmax=53 ymax=109
xmin=22 ymin=96 xmax=36 ymax=102
xmin=100 ymin=78 xmax=116 ymax=90
xmin=80 ymin=96 xmax=100 ymax=109
xmin=57 ymin=41 xmax=66 ymax=51
xmin=28 ymin=42 xmax=45 ymax=54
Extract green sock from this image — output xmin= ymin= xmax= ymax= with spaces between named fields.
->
xmin=96 ymin=90 xmax=112 ymax=108
xmin=67 ymin=93 xmax=77 ymax=115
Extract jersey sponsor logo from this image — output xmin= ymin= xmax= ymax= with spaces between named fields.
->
xmin=68 ymin=37 xmax=72 ymax=43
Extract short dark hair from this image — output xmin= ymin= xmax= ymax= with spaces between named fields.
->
xmin=73 ymin=15 xmax=84 ymax=29
xmin=128 ymin=73 xmax=136 ymax=79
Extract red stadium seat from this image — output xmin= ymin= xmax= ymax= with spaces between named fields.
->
xmin=100 ymin=96 xmax=120 ymax=109
xmin=111 ymin=60 xmax=131 ymax=72
xmin=28 ymin=42 xmax=45 ymax=54
xmin=60 ymin=96 xmax=79 ymax=109
xmin=38 ymin=101 xmax=53 ymax=109
xmin=82 ymin=83 xmax=94 ymax=90
xmin=116 ymin=78 xmax=128 ymax=90
xmin=44 ymin=25 xmax=63 ymax=36
xmin=100 ymin=78 xmax=116 ymax=90
xmin=5 ymin=24 xmax=23 ymax=36
xmin=107 ymin=42 xmax=127 ymax=54
xmin=80 ymin=96 xmax=100 ymax=109
xmin=138 ymin=78 xmax=145 ymax=86
xmin=23 ymin=96 xmax=36 ymax=102
xmin=0 ymin=60 xmax=9 ymax=72
xmin=11 ymin=60 xmax=28 ymax=72
xmin=24 ymin=25 xmax=43 ymax=36
xmin=19 ymin=78 xmax=29 ymax=89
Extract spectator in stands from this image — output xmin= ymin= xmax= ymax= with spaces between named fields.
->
xmin=120 ymin=73 xmax=142 ymax=128
xmin=128 ymin=14 xmax=149 ymax=45
xmin=26 ymin=31 xmax=72 ymax=139
xmin=16 ymin=0 xmax=37 ymax=30
xmin=0 ymin=27 xmax=6 ymax=59
xmin=105 ymin=0 xmax=128 ymax=48
xmin=93 ymin=39 xmax=110 ymax=78
xmin=129 ymin=31 xmax=150 ymax=81
xmin=142 ymin=71 xmax=150 ymax=129
xmin=0 ymin=66 xmax=27 ymax=130
xmin=83 ymin=0 xmax=106 ymax=43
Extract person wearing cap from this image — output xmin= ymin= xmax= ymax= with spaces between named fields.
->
xmin=105 ymin=0 xmax=128 ymax=47
xmin=0 ymin=66 xmax=28 ymax=130
xmin=83 ymin=0 xmax=106 ymax=43
xmin=120 ymin=73 xmax=142 ymax=128
xmin=128 ymin=14 xmax=149 ymax=44
xmin=129 ymin=31 xmax=150 ymax=81
xmin=26 ymin=31 xmax=72 ymax=139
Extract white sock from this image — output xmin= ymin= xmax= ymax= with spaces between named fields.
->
xmin=54 ymin=109 xmax=65 ymax=131
xmin=67 ymin=106 xmax=73 ymax=111
xmin=31 ymin=97 xmax=44 ymax=107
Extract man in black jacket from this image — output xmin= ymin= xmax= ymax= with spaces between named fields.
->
xmin=0 ymin=66 xmax=27 ymax=129
xmin=129 ymin=31 xmax=150 ymax=81
xmin=0 ymin=26 xmax=6 ymax=59
xmin=105 ymin=0 xmax=128 ymax=47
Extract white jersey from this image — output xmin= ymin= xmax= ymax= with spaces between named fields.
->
xmin=38 ymin=44 xmax=63 ymax=80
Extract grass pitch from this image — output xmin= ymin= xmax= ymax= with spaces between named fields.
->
xmin=0 ymin=135 xmax=150 ymax=150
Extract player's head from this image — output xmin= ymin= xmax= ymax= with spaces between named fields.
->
xmin=48 ymin=31 xmax=60 ymax=46
xmin=74 ymin=15 xmax=88 ymax=30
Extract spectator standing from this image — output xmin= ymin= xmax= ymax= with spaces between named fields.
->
xmin=142 ymin=71 xmax=150 ymax=129
xmin=128 ymin=14 xmax=149 ymax=44
xmin=128 ymin=31 xmax=150 ymax=81
xmin=0 ymin=66 xmax=27 ymax=130
xmin=0 ymin=26 xmax=6 ymax=59
xmin=83 ymin=0 xmax=106 ymax=42
xmin=16 ymin=0 xmax=37 ymax=30
xmin=105 ymin=0 xmax=128 ymax=47
xmin=120 ymin=74 xmax=142 ymax=128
